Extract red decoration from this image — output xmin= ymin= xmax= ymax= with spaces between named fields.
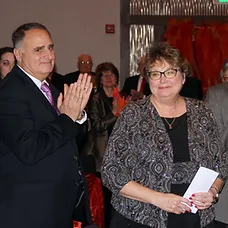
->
xmin=73 ymin=174 xmax=104 ymax=228
xmin=112 ymin=87 xmax=128 ymax=117
xmin=105 ymin=24 xmax=115 ymax=34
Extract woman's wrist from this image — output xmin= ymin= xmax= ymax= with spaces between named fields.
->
xmin=210 ymin=186 xmax=219 ymax=195
xmin=209 ymin=186 xmax=219 ymax=203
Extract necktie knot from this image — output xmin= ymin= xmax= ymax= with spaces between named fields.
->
xmin=41 ymin=82 xmax=51 ymax=94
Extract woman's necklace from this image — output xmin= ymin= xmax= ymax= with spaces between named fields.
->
xmin=163 ymin=117 xmax=176 ymax=130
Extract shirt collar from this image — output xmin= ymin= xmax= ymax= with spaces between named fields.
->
xmin=17 ymin=64 xmax=48 ymax=89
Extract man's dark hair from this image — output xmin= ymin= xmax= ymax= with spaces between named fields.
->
xmin=12 ymin=22 xmax=51 ymax=48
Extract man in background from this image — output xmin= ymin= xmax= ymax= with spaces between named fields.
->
xmin=205 ymin=60 xmax=228 ymax=228
xmin=180 ymin=58 xmax=203 ymax=100
xmin=64 ymin=54 xmax=96 ymax=86
xmin=121 ymin=56 xmax=151 ymax=100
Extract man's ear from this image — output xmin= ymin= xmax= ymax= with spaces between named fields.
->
xmin=14 ymin=48 xmax=22 ymax=62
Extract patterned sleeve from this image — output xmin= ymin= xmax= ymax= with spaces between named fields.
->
xmin=101 ymin=105 xmax=134 ymax=196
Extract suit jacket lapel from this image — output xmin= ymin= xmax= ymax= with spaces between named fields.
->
xmin=14 ymin=66 xmax=59 ymax=116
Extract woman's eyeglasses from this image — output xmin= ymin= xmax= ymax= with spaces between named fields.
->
xmin=147 ymin=68 xmax=180 ymax=80
xmin=102 ymin=73 xmax=115 ymax=78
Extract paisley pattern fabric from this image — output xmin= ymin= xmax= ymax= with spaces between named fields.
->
xmin=101 ymin=96 xmax=227 ymax=228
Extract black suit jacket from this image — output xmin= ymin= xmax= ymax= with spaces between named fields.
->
xmin=0 ymin=66 xmax=92 ymax=228
xmin=50 ymin=71 xmax=64 ymax=93
xmin=121 ymin=75 xmax=151 ymax=97
xmin=64 ymin=70 xmax=96 ymax=85
xmin=180 ymin=76 xmax=203 ymax=100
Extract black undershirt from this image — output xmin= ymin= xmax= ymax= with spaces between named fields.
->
xmin=162 ymin=113 xmax=200 ymax=228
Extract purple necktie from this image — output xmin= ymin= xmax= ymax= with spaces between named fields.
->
xmin=41 ymin=82 xmax=60 ymax=115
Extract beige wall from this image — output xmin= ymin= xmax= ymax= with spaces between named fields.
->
xmin=0 ymin=0 xmax=120 ymax=75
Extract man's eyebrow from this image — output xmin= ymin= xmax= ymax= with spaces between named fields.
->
xmin=34 ymin=45 xmax=45 ymax=51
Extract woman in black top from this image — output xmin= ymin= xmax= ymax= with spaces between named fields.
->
xmin=101 ymin=42 xmax=227 ymax=228
xmin=83 ymin=62 xmax=121 ymax=227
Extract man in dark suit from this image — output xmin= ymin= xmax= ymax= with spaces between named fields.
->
xmin=64 ymin=54 xmax=96 ymax=86
xmin=179 ymin=58 xmax=203 ymax=100
xmin=0 ymin=22 xmax=93 ymax=228
xmin=121 ymin=56 xmax=151 ymax=100
xmin=180 ymin=76 xmax=203 ymax=100
xmin=205 ymin=68 xmax=228 ymax=228
xmin=48 ymin=66 xmax=65 ymax=93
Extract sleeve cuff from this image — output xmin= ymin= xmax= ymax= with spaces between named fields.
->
xmin=76 ymin=110 xmax=87 ymax=124
xmin=57 ymin=114 xmax=79 ymax=137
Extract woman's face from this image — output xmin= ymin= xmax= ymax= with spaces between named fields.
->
xmin=0 ymin=52 xmax=15 ymax=78
xmin=148 ymin=60 xmax=185 ymax=99
xmin=101 ymin=70 xmax=117 ymax=88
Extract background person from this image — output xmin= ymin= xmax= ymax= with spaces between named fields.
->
xmin=206 ymin=63 xmax=228 ymax=228
xmin=83 ymin=62 xmax=120 ymax=228
xmin=0 ymin=46 xmax=15 ymax=80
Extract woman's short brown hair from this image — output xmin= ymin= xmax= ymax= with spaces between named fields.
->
xmin=145 ymin=42 xmax=187 ymax=77
xmin=95 ymin=62 xmax=119 ymax=89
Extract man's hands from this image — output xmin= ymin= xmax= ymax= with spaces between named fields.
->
xmin=57 ymin=73 xmax=92 ymax=121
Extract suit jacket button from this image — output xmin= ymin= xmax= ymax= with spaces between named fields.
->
xmin=73 ymin=156 xmax=78 ymax=160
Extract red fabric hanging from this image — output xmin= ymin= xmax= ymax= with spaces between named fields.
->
xmin=164 ymin=19 xmax=228 ymax=95
xmin=73 ymin=174 xmax=104 ymax=228
xmin=194 ymin=24 xmax=223 ymax=95
xmin=215 ymin=21 xmax=228 ymax=78
xmin=86 ymin=174 xmax=104 ymax=228
xmin=164 ymin=19 xmax=195 ymax=73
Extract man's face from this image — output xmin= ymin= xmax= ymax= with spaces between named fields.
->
xmin=14 ymin=28 xmax=55 ymax=81
xmin=77 ymin=55 xmax=93 ymax=73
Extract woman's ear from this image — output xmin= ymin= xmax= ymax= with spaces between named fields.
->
xmin=182 ymin=73 xmax=186 ymax=85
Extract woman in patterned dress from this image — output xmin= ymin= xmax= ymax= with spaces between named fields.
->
xmin=101 ymin=42 xmax=227 ymax=228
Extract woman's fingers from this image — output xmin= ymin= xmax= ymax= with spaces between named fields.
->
xmin=189 ymin=192 xmax=214 ymax=209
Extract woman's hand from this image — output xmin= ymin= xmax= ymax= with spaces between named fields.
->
xmin=112 ymin=96 xmax=119 ymax=116
xmin=156 ymin=193 xmax=192 ymax=214
xmin=189 ymin=191 xmax=214 ymax=210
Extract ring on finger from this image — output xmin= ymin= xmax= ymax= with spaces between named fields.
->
xmin=84 ymin=87 xmax=88 ymax=91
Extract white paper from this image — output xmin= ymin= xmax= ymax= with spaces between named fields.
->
xmin=183 ymin=166 xmax=219 ymax=213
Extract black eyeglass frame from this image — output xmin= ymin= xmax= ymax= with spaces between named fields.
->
xmin=147 ymin=68 xmax=181 ymax=80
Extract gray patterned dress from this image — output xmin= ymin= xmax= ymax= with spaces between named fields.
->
xmin=101 ymin=96 xmax=227 ymax=228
